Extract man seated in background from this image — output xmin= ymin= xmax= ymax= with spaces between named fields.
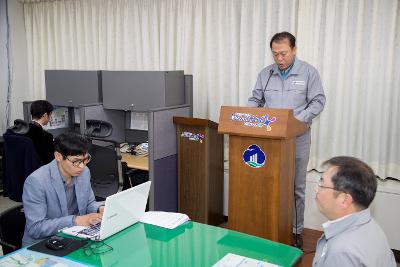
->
xmin=22 ymin=132 xmax=103 ymax=246
xmin=313 ymin=156 xmax=395 ymax=267
xmin=26 ymin=100 xmax=55 ymax=164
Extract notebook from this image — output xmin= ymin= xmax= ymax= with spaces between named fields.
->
xmin=62 ymin=181 xmax=151 ymax=240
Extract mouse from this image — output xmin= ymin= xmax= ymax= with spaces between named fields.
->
xmin=45 ymin=236 xmax=65 ymax=251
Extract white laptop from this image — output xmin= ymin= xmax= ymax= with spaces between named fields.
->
xmin=62 ymin=181 xmax=151 ymax=240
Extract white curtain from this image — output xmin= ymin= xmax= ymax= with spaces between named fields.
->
xmin=23 ymin=0 xmax=296 ymax=120
xmin=21 ymin=0 xmax=400 ymax=179
xmin=0 ymin=0 xmax=11 ymax=133
xmin=297 ymin=0 xmax=400 ymax=179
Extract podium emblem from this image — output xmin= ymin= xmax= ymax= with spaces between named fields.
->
xmin=242 ymin=144 xmax=266 ymax=168
xmin=230 ymin=113 xmax=276 ymax=131
xmin=181 ymin=131 xmax=204 ymax=143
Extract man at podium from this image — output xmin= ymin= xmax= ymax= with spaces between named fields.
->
xmin=248 ymin=32 xmax=326 ymax=246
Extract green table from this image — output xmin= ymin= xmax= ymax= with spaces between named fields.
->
xmin=66 ymin=222 xmax=302 ymax=267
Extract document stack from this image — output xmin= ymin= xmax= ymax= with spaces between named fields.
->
xmin=140 ymin=211 xmax=189 ymax=229
xmin=213 ymin=253 xmax=279 ymax=267
xmin=134 ymin=142 xmax=148 ymax=157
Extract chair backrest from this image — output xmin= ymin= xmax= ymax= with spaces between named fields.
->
xmin=87 ymin=139 xmax=123 ymax=200
xmin=0 ymin=204 xmax=25 ymax=255
xmin=2 ymin=128 xmax=42 ymax=202
xmin=85 ymin=120 xmax=113 ymax=138
xmin=9 ymin=119 xmax=30 ymax=135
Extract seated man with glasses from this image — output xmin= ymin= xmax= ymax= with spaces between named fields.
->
xmin=22 ymin=132 xmax=104 ymax=246
xmin=313 ymin=156 xmax=395 ymax=267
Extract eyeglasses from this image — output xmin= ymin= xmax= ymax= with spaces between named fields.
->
xmin=83 ymin=240 xmax=113 ymax=256
xmin=316 ymin=177 xmax=337 ymax=191
xmin=64 ymin=154 xmax=92 ymax=167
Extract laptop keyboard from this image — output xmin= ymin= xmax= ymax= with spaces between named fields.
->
xmin=80 ymin=222 xmax=101 ymax=236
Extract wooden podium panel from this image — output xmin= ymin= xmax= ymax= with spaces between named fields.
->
xmin=218 ymin=106 xmax=306 ymax=245
xmin=174 ymin=117 xmax=224 ymax=226
xmin=228 ymin=136 xmax=295 ymax=244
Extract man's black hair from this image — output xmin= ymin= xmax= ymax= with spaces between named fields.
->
xmin=30 ymin=100 xmax=54 ymax=119
xmin=54 ymin=132 xmax=90 ymax=157
xmin=270 ymin=31 xmax=296 ymax=49
xmin=323 ymin=156 xmax=377 ymax=209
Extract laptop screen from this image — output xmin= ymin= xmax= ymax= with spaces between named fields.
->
xmin=62 ymin=181 xmax=151 ymax=240
xmin=99 ymin=181 xmax=151 ymax=240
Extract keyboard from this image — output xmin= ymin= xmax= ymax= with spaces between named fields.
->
xmin=80 ymin=222 xmax=101 ymax=236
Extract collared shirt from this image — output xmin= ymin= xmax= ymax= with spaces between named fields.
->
xmin=63 ymin=177 xmax=79 ymax=216
xmin=248 ymin=57 xmax=326 ymax=125
xmin=322 ymin=213 xmax=351 ymax=229
xmin=313 ymin=209 xmax=396 ymax=267
xmin=278 ymin=60 xmax=295 ymax=80
xmin=31 ymin=120 xmax=44 ymax=128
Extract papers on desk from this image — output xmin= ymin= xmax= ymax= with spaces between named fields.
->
xmin=140 ymin=211 xmax=189 ymax=229
xmin=133 ymin=142 xmax=148 ymax=157
xmin=130 ymin=112 xmax=148 ymax=131
xmin=212 ymin=253 xmax=280 ymax=267
xmin=0 ymin=248 xmax=87 ymax=267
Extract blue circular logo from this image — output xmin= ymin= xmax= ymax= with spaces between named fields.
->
xmin=242 ymin=144 xmax=266 ymax=168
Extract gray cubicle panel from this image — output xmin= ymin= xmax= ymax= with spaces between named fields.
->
xmin=184 ymin=75 xmax=193 ymax=117
xmin=101 ymin=71 xmax=185 ymax=111
xmin=22 ymin=101 xmax=77 ymax=137
xmin=45 ymin=70 xmax=102 ymax=107
xmin=147 ymin=104 xmax=191 ymax=212
xmin=79 ymin=104 xmax=126 ymax=143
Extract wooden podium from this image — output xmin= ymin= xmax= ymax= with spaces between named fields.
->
xmin=174 ymin=117 xmax=224 ymax=226
xmin=218 ymin=106 xmax=307 ymax=244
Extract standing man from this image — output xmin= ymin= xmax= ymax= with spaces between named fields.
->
xmin=26 ymin=100 xmax=55 ymax=164
xmin=313 ymin=156 xmax=395 ymax=266
xmin=248 ymin=32 xmax=326 ymax=246
xmin=22 ymin=132 xmax=103 ymax=246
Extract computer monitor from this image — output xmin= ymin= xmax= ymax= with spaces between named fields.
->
xmin=22 ymin=101 xmax=79 ymax=136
